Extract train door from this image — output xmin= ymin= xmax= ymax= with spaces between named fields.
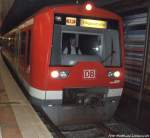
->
xmin=19 ymin=31 xmax=27 ymax=78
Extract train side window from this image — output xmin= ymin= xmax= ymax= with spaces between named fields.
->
xmin=27 ymin=30 xmax=31 ymax=65
xmin=20 ymin=31 xmax=27 ymax=62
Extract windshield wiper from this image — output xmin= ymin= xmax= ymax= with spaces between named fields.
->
xmin=101 ymin=50 xmax=116 ymax=64
xmin=101 ymin=39 xmax=115 ymax=64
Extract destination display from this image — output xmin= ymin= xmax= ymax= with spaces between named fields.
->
xmin=80 ymin=19 xmax=107 ymax=29
xmin=66 ymin=17 xmax=77 ymax=26
xmin=54 ymin=14 xmax=118 ymax=30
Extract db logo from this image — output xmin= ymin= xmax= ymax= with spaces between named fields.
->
xmin=83 ymin=70 xmax=96 ymax=79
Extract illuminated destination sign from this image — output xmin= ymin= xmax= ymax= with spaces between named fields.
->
xmin=66 ymin=17 xmax=77 ymax=26
xmin=80 ymin=19 xmax=107 ymax=29
xmin=54 ymin=14 xmax=118 ymax=30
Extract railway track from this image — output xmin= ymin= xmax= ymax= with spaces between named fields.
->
xmin=59 ymin=123 xmax=116 ymax=138
xmin=36 ymin=107 xmax=144 ymax=138
xmin=36 ymin=107 xmax=117 ymax=138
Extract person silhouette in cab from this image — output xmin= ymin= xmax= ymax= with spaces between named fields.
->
xmin=62 ymin=34 xmax=81 ymax=55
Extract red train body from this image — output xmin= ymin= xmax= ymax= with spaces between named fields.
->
xmin=2 ymin=2 xmax=125 ymax=124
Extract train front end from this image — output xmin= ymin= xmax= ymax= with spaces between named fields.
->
xmin=32 ymin=3 xmax=125 ymax=125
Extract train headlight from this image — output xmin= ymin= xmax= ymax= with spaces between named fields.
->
xmin=108 ymin=71 xmax=121 ymax=78
xmin=50 ymin=70 xmax=69 ymax=79
xmin=51 ymin=70 xmax=59 ymax=78
xmin=84 ymin=1 xmax=94 ymax=11
xmin=114 ymin=71 xmax=120 ymax=78
xmin=85 ymin=3 xmax=93 ymax=11
xmin=108 ymin=72 xmax=114 ymax=78
xmin=59 ymin=71 xmax=69 ymax=79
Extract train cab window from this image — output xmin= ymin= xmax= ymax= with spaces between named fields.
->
xmin=27 ymin=30 xmax=31 ymax=65
xmin=79 ymin=34 xmax=102 ymax=56
xmin=62 ymin=33 xmax=102 ymax=57
xmin=103 ymin=30 xmax=120 ymax=67
xmin=51 ymin=25 xmax=120 ymax=67
xmin=20 ymin=31 xmax=27 ymax=62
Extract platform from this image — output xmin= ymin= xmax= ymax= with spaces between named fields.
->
xmin=0 ymin=55 xmax=53 ymax=138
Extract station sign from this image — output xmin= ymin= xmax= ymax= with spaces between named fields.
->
xmin=80 ymin=19 xmax=107 ymax=29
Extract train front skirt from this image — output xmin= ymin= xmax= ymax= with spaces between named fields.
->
xmin=30 ymin=88 xmax=122 ymax=126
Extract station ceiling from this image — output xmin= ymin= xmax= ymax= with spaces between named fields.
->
xmin=1 ymin=0 xmax=150 ymax=34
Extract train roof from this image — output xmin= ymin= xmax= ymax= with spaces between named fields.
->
xmin=4 ymin=3 xmax=122 ymax=35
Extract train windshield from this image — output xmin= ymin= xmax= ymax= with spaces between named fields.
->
xmin=61 ymin=30 xmax=120 ymax=67
xmin=62 ymin=33 xmax=103 ymax=56
xmin=51 ymin=26 xmax=120 ymax=67
xmin=51 ymin=15 xmax=121 ymax=67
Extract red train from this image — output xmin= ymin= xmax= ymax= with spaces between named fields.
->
xmin=2 ymin=2 xmax=125 ymax=124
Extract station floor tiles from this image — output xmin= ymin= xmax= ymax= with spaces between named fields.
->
xmin=0 ymin=55 xmax=53 ymax=138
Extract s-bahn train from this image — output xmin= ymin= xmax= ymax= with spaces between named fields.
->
xmin=2 ymin=2 xmax=125 ymax=125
